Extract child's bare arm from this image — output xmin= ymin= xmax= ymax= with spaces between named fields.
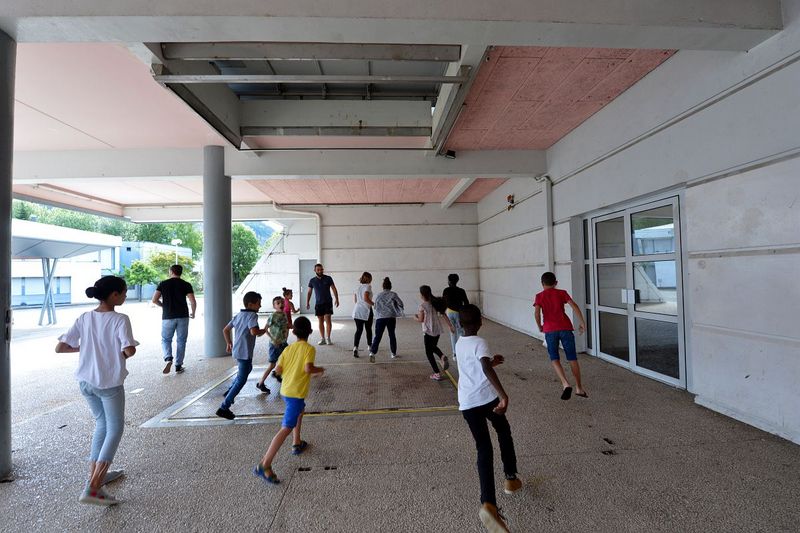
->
xmin=534 ymin=305 xmax=543 ymax=332
xmin=250 ymin=326 xmax=268 ymax=337
xmin=439 ymin=313 xmax=455 ymax=333
xmin=304 ymin=362 xmax=325 ymax=375
xmin=414 ymin=308 xmax=425 ymax=323
xmin=223 ymin=325 xmax=234 ymax=353
xmin=567 ymin=299 xmax=586 ymax=334
xmin=55 ymin=342 xmax=79 ymax=353
xmin=122 ymin=345 xmax=136 ymax=358
xmin=480 ymin=357 xmax=509 ymax=414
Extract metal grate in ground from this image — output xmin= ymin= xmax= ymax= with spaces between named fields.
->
xmin=142 ymin=359 xmax=458 ymax=428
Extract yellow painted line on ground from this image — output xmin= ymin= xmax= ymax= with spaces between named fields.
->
xmin=443 ymin=369 xmax=459 ymax=389
xmin=165 ymin=405 xmax=459 ymax=423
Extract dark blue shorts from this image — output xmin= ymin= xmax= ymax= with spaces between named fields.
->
xmin=315 ymin=302 xmax=333 ymax=317
xmin=282 ymin=396 xmax=306 ymax=428
xmin=545 ymin=330 xmax=577 ymax=361
xmin=268 ymin=342 xmax=288 ymax=363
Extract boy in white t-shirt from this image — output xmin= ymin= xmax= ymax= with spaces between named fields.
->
xmin=456 ymin=304 xmax=522 ymax=533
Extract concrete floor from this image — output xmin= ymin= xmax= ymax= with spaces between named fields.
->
xmin=2 ymin=302 xmax=799 ymax=532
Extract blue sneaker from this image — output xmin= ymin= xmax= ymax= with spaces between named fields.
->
xmin=253 ymin=464 xmax=280 ymax=484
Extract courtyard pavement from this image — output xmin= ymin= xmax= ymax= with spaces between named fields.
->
xmin=1 ymin=300 xmax=799 ymax=532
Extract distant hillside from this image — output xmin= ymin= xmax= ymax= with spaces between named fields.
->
xmin=243 ymin=221 xmax=275 ymax=246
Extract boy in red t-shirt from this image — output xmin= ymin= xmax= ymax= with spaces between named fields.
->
xmin=533 ymin=272 xmax=588 ymax=400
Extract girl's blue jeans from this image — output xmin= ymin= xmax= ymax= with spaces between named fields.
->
xmin=79 ymin=381 xmax=125 ymax=464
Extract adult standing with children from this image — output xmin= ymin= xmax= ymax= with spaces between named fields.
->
xmin=443 ymin=273 xmax=469 ymax=358
xmin=152 ymin=264 xmax=196 ymax=374
xmin=306 ymin=263 xmax=339 ymax=345
xmin=352 ymin=271 xmax=374 ymax=358
xmin=56 ymin=276 xmax=139 ymax=506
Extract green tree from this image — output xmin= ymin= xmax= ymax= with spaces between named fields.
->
xmin=148 ymin=251 xmax=195 ymax=278
xmin=169 ymin=223 xmax=204 ymax=258
xmin=134 ymin=223 xmax=172 ymax=244
xmin=231 ymin=223 xmax=260 ymax=287
xmin=12 ymin=200 xmax=35 ymax=220
xmin=122 ymin=260 xmax=160 ymax=301
xmin=98 ymin=218 xmax=138 ymax=240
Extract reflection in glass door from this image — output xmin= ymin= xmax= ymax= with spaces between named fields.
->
xmin=590 ymin=198 xmax=685 ymax=387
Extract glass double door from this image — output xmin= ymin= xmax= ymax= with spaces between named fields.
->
xmin=591 ymin=197 xmax=685 ymax=387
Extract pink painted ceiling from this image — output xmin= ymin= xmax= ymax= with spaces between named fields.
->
xmin=13 ymin=43 xmax=226 ymax=150
xmin=445 ymin=46 xmax=674 ymax=151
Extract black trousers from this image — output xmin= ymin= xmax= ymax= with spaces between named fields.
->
xmin=370 ymin=317 xmax=397 ymax=354
xmin=353 ymin=310 xmax=374 ymax=348
xmin=423 ymin=334 xmax=444 ymax=373
xmin=462 ymin=398 xmax=518 ymax=506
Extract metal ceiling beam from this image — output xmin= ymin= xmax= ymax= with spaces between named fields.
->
xmin=161 ymin=42 xmax=462 ymax=62
xmin=153 ymin=74 xmax=468 ymax=84
xmin=241 ymin=126 xmax=431 ymax=137
xmin=239 ymin=100 xmax=432 ymax=129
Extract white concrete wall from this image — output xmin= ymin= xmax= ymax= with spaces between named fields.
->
xmin=290 ymin=204 xmax=479 ymax=318
xmin=474 ymin=0 xmax=800 ymax=443
xmin=12 ymin=258 xmax=101 ymax=305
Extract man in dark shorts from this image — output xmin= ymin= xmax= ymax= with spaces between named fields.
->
xmin=306 ymin=263 xmax=339 ymax=345
xmin=152 ymin=264 xmax=196 ymax=374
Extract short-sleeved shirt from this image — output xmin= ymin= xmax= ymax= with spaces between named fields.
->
xmin=418 ymin=301 xmax=442 ymax=336
xmin=308 ymin=275 xmax=335 ymax=304
xmin=533 ymin=288 xmax=574 ymax=333
xmin=268 ymin=311 xmax=289 ymax=346
xmin=278 ymin=341 xmax=316 ymax=399
xmin=373 ymin=290 xmax=404 ymax=319
xmin=59 ymin=310 xmax=139 ymax=389
xmin=283 ymin=298 xmax=294 ymax=327
xmin=352 ymin=283 xmax=373 ymax=321
xmin=156 ymin=277 xmax=194 ymax=320
xmin=455 ymin=335 xmax=498 ymax=411
xmin=442 ymin=286 xmax=469 ymax=312
xmin=227 ymin=310 xmax=260 ymax=361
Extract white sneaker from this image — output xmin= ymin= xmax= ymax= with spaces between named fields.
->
xmin=326 ymin=338 xmax=333 ymax=345
xmin=390 ymin=353 xmax=398 ymax=359
xmin=79 ymin=486 xmax=121 ymax=506
xmin=318 ymin=339 xmax=327 ymax=345
xmin=369 ymin=354 xmax=375 ymax=363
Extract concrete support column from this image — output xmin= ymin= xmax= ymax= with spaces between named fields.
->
xmin=0 ymin=31 xmax=17 ymax=480
xmin=202 ymin=146 xmax=232 ymax=357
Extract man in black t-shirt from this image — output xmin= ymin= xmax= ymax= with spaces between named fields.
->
xmin=306 ymin=263 xmax=339 ymax=345
xmin=443 ymin=273 xmax=469 ymax=358
xmin=152 ymin=264 xmax=196 ymax=374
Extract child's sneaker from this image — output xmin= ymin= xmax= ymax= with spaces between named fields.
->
xmin=439 ymin=355 xmax=450 ymax=371
xmin=390 ymin=353 xmax=399 ymax=359
xmin=429 ymin=373 xmax=443 ymax=381
xmin=504 ymin=475 xmax=523 ymax=494
xmin=291 ymin=440 xmax=309 ymax=455
xmin=256 ymin=382 xmax=270 ymax=394
xmin=252 ymin=464 xmax=280 ymax=484
xmin=216 ymin=407 xmax=235 ymax=420
xmin=353 ymin=347 xmax=359 ymax=358
xmin=102 ymin=470 xmax=125 ymax=485
xmin=369 ymin=354 xmax=375 ymax=363
xmin=478 ymin=503 xmax=509 ymax=532
xmin=79 ymin=486 xmax=121 ymax=506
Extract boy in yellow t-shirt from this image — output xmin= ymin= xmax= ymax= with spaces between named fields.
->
xmin=253 ymin=316 xmax=325 ymax=484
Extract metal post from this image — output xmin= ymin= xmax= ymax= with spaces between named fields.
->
xmin=0 ymin=30 xmax=17 ymax=480
xmin=202 ymin=146 xmax=231 ymax=357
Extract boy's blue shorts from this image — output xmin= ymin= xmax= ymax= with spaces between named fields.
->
xmin=545 ymin=330 xmax=577 ymax=361
xmin=268 ymin=342 xmax=288 ymax=364
xmin=282 ymin=396 xmax=305 ymax=429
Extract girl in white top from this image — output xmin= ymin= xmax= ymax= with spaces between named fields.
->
xmin=352 ymin=271 xmax=374 ymax=358
xmin=414 ymin=285 xmax=455 ymax=381
xmin=56 ymin=276 xmax=138 ymax=506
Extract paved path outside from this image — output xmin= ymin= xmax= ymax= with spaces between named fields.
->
xmin=2 ymin=302 xmax=799 ymax=532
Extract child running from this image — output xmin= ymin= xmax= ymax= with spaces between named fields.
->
xmin=414 ymin=285 xmax=454 ymax=382
xmin=217 ymin=291 xmax=267 ymax=420
xmin=255 ymin=296 xmax=289 ymax=394
xmin=533 ymin=272 xmax=588 ymax=400
xmin=281 ymin=287 xmax=298 ymax=328
xmin=55 ymin=276 xmax=139 ymax=506
xmin=368 ymin=277 xmax=404 ymax=363
xmin=253 ymin=316 xmax=325 ymax=484
xmin=456 ymin=304 xmax=522 ymax=532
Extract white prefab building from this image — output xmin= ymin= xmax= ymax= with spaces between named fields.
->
xmin=1 ymin=1 xmax=799 ymax=480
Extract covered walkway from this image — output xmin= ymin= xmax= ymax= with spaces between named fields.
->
xmin=3 ymin=305 xmax=799 ymax=531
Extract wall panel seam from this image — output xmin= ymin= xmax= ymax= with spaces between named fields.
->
xmin=693 ymin=323 xmax=800 ymax=346
xmin=478 ymin=227 xmax=543 ymax=247
xmin=688 ymin=243 xmax=800 ymax=258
